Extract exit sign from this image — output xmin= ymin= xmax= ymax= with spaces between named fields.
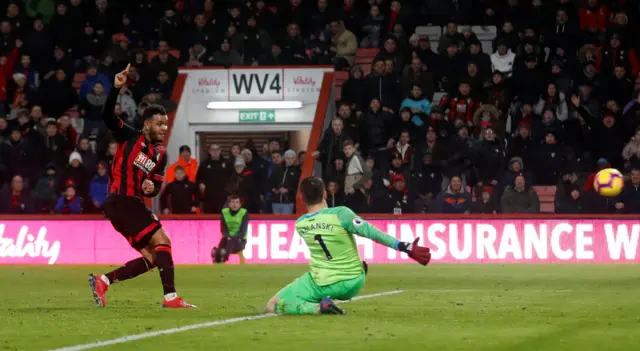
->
xmin=238 ymin=110 xmax=276 ymax=123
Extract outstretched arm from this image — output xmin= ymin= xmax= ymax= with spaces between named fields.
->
xmin=103 ymin=64 xmax=137 ymax=141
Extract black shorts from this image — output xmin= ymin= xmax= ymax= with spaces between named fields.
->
xmin=218 ymin=236 xmax=246 ymax=254
xmin=103 ymin=195 xmax=162 ymax=251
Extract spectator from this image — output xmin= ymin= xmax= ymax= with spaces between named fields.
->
xmin=166 ymin=145 xmax=198 ymax=183
xmin=400 ymin=84 xmax=431 ymax=124
xmin=614 ymin=166 xmax=640 ymax=213
xmin=490 ymin=39 xmax=516 ymax=77
xmin=622 ymin=128 xmax=640 ymax=168
xmin=340 ymin=65 xmax=366 ymax=110
xmin=0 ymin=174 xmax=33 ymax=214
xmin=212 ymin=195 xmax=248 ymax=264
xmin=402 ymin=57 xmax=435 ymax=103
xmin=472 ymin=127 xmax=503 ymax=187
xmin=41 ymin=121 xmax=70 ymax=168
xmin=359 ymin=98 xmax=395 ymax=158
xmin=500 ymin=174 xmax=540 ymax=213
xmin=59 ymin=151 xmax=88 ymax=201
xmin=326 ymin=179 xmax=345 ymax=208
xmin=57 ymin=115 xmax=77 ymax=149
xmin=596 ymin=33 xmax=640 ymax=78
xmin=32 ymin=163 xmax=58 ymax=213
xmin=469 ymin=185 xmax=499 ymax=214
xmin=468 ymin=40 xmax=491 ymax=79
xmin=343 ymin=139 xmax=370 ymax=197
xmin=39 ymin=68 xmax=77 ymax=118
xmin=116 ymin=85 xmax=137 ymax=121
xmin=502 ymin=156 xmax=533 ymax=187
xmin=579 ymin=0 xmax=608 ymax=35
xmin=533 ymin=131 xmax=566 ymax=185
xmin=388 ymin=130 xmax=414 ymax=170
xmin=197 ymin=143 xmax=231 ymax=214
xmin=241 ymin=147 xmax=269 ymax=196
xmin=0 ymin=42 xmax=19 ymax=116
xmin=225 ymin=157 xmax=260 ymax=213
xmin=79 ymin=82 xmax=107 ymax=136
xmin=79 ymin=62 xmax=110 ymax=99
xmin=388 ymin=174 xmax=412 ymax=214
xmin=438 ymin=22 xmax=463 ymax=55
xmin=213 ymin=39 xmax=242 ymax=68
xmin=2 ymin=125 xmax=36 ymax=184
xmin=7 ymin=73 xmax=34 ymax=119
xmin=55 ymin=182 xmax=82 ymax=214
xmin=439 ymin=81 xmax=479 ymax=124
xmin=555 ymin=185 xmax=586 ymax=214
xmin=269 ymin=150 xmax=300 ymax=214
xmin=534 ymin=82 xmax=568 ymax=121
xmin=433 ymin=175 xmax=471 ymax=214
xmin=89 ymin=161 xmax=108 ymax=211
xmin=161 ymin=165 xmax=199 ymax=214
xmin=234 ymin=16 xmax=271 ymax=65
xmin=330 ymin=19 xmax=357 ymax=69
xmin=314 ymin=118 xmax=351 ymax=178
xmin=360 ymin=5 xmax=384 ymax=48
xmin=76 ymin=136 xmax=97 ymax=175
xmin=607 ymin=65 xmax=634 ymax=109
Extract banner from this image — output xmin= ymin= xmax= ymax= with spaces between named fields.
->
xmin=0 ymin=220 xmax=638 ymax=265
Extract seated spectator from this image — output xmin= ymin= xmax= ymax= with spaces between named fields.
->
xmin=388 ymin=174 xmax=412 ymax=214
xmin=340 ymin=65 xmax=366 ymax=110
xmin=439 ymin=81 xmax=479 ymax=125
xmin=400 ymin=84 xmax=431 ymax=124
xmin=388 ymin=131 xmax=414 ymax=170
xmin=0 ymin=174 xmax=33 ymax=214
xmin=490 ymin=39 xmax=516 ymax=77
xmin=384 ymin=151 xmax=411 ymax=190
xmin=89 ymin=161 xmax=109 ymax=211
xmin=469 ymin=185 xmax=499 ymax=214
xmin=212 ymin=195 xmax=248 ymax=264
xmin=502 ymin=157 xmax=533 ymax=187
xmin=615 ymin=166 xmax=640 ymax=214
xmin=213 ymin=39 xmax=242 ymax=68
xmin=555 ymin=168 xmax=585 ymax=202
xmin=555 ymin=185 xmax=587 ymax=214
xmin=269 ymin=150 xmax=300 ymax=214
xmin=472 ymin=127 xmax=503 ymax=187
xmin=329 ymin=19 xmax=357 ymax=69
xmin=2 ymin=125 xmax=36 ymax=185
xmin=433 ymin=176 xmax=471 ymax=214
xmin=500 ymin=174 xmax=540 ymax=213
xmin=116 ymin=85 xmax=137 ymax=121
xmin=59 ymin=151 xmax=89 ymax=201
xmin=534 ymin=82 xmax=568 ymax=121
xmin=32 ymin=163 xmax=58 ymax=213
xmin=360 ymin=5 xmax=384 ymax=48
xmin=533 ymin=131 xmax=566 ymax=185
xmin=472 ymin=104 xmax=503 ymax=139
xmin=402 ymin=57 xmax=435 ymax=103
xmin=76 ymin=136 xmax=97 ymax=175
xmin=225 ymin=157 xmax=260 ymax=213
xmin=56 ymin=182 xmax=83 ymax=214
xmin=79 ymin=63 xmax=110 ymax=99
xmin=79 ymin=82 xmax=107 ymax=136
xmin=166 ymin=145 xmax=198 ymax=183
xmin=326 ymin=179 xmax=345 ymax=208
xmin=39 ymin=68 xmax=78 ymax=118
xmin=161 ymin=166 xmax=199 ymax=214
xmin=438 ymin=22 xmax=464 ymax=56
xmin=7 ymin=73 xmax=34 ymax=119
xmin=622 ymin=128 xmax=640 ymax=168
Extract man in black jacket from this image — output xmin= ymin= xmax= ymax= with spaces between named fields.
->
xmin=196 ymin=143 xmax=231 ymax=214
xmin=269 ymin=150 xmax=301 ymax=214
xmin=161 ymin=166 xmax=199 ymax=214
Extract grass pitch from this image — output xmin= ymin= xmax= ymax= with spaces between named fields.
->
xmin=1 ymin=264 xmax=639 ymax=351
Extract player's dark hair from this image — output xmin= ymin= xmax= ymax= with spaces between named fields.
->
xmin=300 ymin=177 xmax=325 ymax=205
xmin=142 ymin=104 xmax=167 ymax=121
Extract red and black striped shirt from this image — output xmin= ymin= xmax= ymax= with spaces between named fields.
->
xmin=102 ymin=87 xmax=167 ymax=199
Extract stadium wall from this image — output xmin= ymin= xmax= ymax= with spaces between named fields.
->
xmin=0 ymin=215 xmax=638 ymax=265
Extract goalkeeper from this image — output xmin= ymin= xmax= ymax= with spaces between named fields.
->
xmin=265 ymin=177 xmax=431 ymax=315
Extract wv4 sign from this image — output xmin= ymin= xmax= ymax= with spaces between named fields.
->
xmin=0 ymin=219 xmax=639 ymax=265
xmin=183 ymin=67 xmax=333 ymax=103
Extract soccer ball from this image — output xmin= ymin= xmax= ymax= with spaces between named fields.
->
xmin=593 ymin=168 xmax=624 ymax=197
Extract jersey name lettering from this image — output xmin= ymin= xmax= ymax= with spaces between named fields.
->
xmin=297 ymin=222 xmax=334 ymax=235
xmin=133 ymin=152 xmax=156 ymax=173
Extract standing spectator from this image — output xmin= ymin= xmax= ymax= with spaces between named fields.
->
xmin=79 ymin=82 xmax=107 ymax=136
xmin=0 ymin=174 xmax=33 ymax=214
xmin=116 ymin=85 xmax=137 ymax=122
xmin=360 ymin=5 xmax=384 ymax=48
xmin=402 ymin=57 xmax=435 ymax=103
xmin=41 ymin=121 xmax=70 ymax=169
xmin=343 ymin=139 xmax=370 ymax=197
xmin=615 ymin=166 xmax=640 ymax=214
xmin=534 ymin=82 xmax=568 ymax=121
xmin=76 ymin=136 xmax=97 ymax=175
xmin=32 ymin=163 xmax=58 ymax=213
xmin=89 ymin=161 xmax=109 ymax=211
xmin=388 ymin=130 xmax=414 ymax=170
xmin=438 ymin=22 xmax=464 ymax=55
xmin=400 ymin=84 xmax=431 ymax=124
xmin=326 ymin=179 xmax=345 ymax=208
xmin=197 ymin=143 xmax=231 ymax=214
xmin=469 ymin=185 xmax=499 ymax=214
xmin=433 ymin=176 xmax=471 ymax=214
xmin=579 ymin=0 xmax=608 ymax=35
xmin=2 ymin=126 xmax=36 ymax=185
xmin=7 ymin=73 xmax=34 ymax=119
xmin=242 ymin=147 xmax=269 ymax=196
xmin=59 ymin=151 xmax=89 ymax=201
xmin=161 ymin=166 xmax=199 ymax=214
xmin=439 ymin=81 xmax=479 ymax=124
xmin=502 ymin=156 xmax=533 ymax=187
xmin=55 ymin=182 xmax=82 ymax=214
xmin=359 ymin=98 xmax=395 ymax=158
xmin=329 ymin=19 xmax=357 ymax=69
xmin=269 ymin=150 xmax=300 ymax=214
xmin=490 ymin=40 xmax=516 ymax=77
xmin=0 ymin=42 xmax=19 ymax=116
xmin=533 ymin=131 xmax=566 ymax=185
xmin=39 ymin=68 xmax=78 ymax=118
xmin=472 ymin=127 xmax=503 ymax=187
xmin=166 ymin=145 xmax=198 ymax=183
xmin=340 ymin=66 xmax=366 ymax=110
xmin=622 ymin=128 xmax=640 ymax=168
xmin=500 ymin=174 xmax=540 ymax=213
xmin=225 ymin=157 xmax=260 ymax=213
xmin=212 ymin=195 xmax=248 ymax=264
xmin=314 ymin=118 xmax=350 ymax=178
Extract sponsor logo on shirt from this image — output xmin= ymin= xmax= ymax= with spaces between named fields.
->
xmin=133 ymin=152 xmax=156 ymax=173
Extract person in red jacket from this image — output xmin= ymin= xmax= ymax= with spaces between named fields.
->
xmin=0 ymin=40 xmax=21 ymax=116
xmin=579 ymin=0 xmax=608 ymax=32
xmin=596 ymin=33 xmax=640 ymax=77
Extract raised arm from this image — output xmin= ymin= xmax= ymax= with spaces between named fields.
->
xmin=103 ymin=64 xmax=137 ymax=141
xmin=337 ymin=206 xmax=431 ymax=265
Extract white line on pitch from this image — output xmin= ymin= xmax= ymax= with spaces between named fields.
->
xmin=47 ymin=290 xmax=404 ymax=351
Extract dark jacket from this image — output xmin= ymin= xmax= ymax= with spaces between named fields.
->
xmin=196 ymin=157 xmax=231 ymax=214
xmin=89 ymin=174 xmax=109 ymax=207
xmin=500 ymin=186 xmax=540 ymax=213
xmin=1 ymin=138 xmax=36 ymax=182
xmin=269 ymin=165 xmax=301 ymax=204
xmin=0 ymin=185 xmax=33 ymax=214
xmin=161 ymin=179 xmax=200 ymax=214
xmin=225 ymin=169 xmax=261 ymax=213
xmin=433 ymin=186 xmax=472 ymax=213
xmin=55 ymin=195 xmax=82 ymax=214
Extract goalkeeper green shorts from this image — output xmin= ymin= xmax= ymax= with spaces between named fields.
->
xmin=276 ymin=271 xmax=366 ymax=303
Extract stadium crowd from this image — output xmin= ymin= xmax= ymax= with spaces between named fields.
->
xmin=0 ymin=0 xmax=638 ymax=215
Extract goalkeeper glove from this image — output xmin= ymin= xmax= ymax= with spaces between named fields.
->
xmin=398 ymin=238 xmax=431 ymax=266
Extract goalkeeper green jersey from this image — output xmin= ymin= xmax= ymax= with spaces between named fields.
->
xmin=295 ymin=206 xmax=399 ymax=286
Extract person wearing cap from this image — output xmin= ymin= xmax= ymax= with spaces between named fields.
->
xmin=269 ymin=150 xmax=300 ymax=214
xmin=79 ymin=61 xmax=110 ymax=99
xmin=56 ymin=181 xmax=83 ymax=214
xmin=165 ymin=145 xmax=198 ymax=184
xmin=469 ymin=185 xmax=499 ymax=214
xmin=0 ymin=174 xmax=33 ymax=214
xmin=89 ymin=161 xmax=109 ymax=211
xmin=500 ymin=173 xmax=540 ymax=214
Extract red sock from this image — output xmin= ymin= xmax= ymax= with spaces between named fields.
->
xmin=154 ymin=244 xmax=176 ymax=295
xmin=105 ymin=257 xmax=154 ymax=283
